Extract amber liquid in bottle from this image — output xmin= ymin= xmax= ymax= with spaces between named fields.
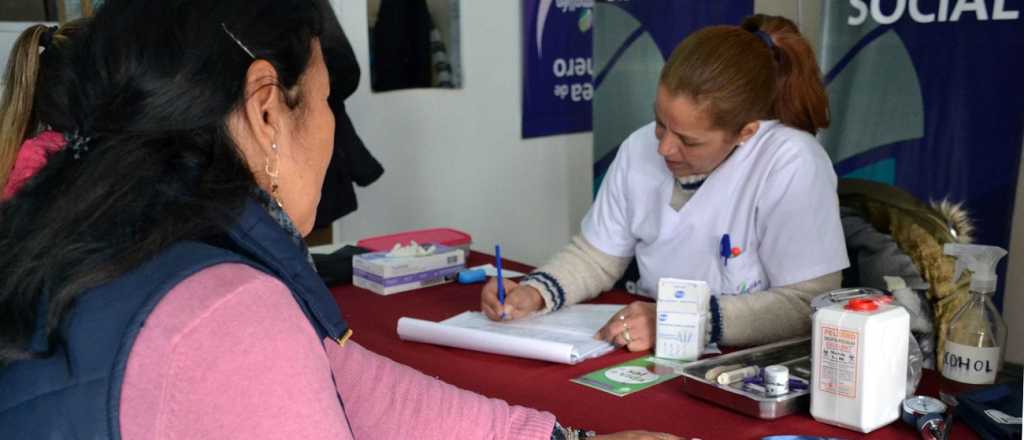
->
xmin=938 ymin=291 xmax=1006 ymax=399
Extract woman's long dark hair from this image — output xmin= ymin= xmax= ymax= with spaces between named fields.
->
xmin=0 ymin=0 xmax=324 ymax=364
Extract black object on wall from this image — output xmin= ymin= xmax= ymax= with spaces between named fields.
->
xmin=370 ymin=0 xmax=434 ymax=91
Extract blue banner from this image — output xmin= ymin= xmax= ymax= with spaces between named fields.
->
xmin=522 ymin=0 xmax=595 ymax=138
xmin=821 ymin=1 xmax=1024 ymax=306
xmin=591 ymin=0 xmax=753 ymax=188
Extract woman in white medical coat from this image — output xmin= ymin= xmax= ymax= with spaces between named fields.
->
xmin=481 ymin=14 xmax=849 ymax=350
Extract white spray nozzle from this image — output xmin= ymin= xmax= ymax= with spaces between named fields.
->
xmin=943 ymin=244 xmax=1007 ymax=293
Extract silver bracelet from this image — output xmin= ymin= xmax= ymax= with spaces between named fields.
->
xmin=563 ymin=426 xmax=597 ymax=440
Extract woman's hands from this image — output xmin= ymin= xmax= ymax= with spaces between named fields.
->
xmin=594 ymin=301 xmax=656 ymax=352
xmin=480 ymin=278 xmax=545 ymax=321
xmin=482 ymin=281 xmax=659 ymax=354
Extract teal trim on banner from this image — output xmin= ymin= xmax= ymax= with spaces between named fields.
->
xmin=842 ymin=159 xmax=896 ymax=186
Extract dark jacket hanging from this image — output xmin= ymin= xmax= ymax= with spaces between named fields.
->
xmin=315 ymin=0 xmax=385 ymax=227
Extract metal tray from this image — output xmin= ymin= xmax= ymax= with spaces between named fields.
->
xmin=680 ymin=337 xmax=812 ymax=419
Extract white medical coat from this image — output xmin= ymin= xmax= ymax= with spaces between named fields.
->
xmin=582 ymin=121 xmax=849 ymax=298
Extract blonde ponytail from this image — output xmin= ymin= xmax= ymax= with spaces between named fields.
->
xmin=0 ymin=25 xmax=50 ymax=189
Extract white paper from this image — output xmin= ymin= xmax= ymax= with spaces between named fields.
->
xmin=468 ymin=264 xmax=526 ymax=278
xmin=396 ymin=304 xmax=620 ymax=364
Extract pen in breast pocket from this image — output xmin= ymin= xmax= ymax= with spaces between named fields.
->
xmin=719 ymin=234 xmax=742 ymax=267
xmin=720 ymin=234 xmax=731 ymax=266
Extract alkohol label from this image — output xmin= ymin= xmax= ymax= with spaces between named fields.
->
xmin=942 ymin=341 xmax=1000 ymax=385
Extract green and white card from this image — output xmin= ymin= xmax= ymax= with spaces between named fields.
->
xmin=571 ymin=356 xmax=687 ymax=397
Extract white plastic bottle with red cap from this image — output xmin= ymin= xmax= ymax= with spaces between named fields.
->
xmin=811 ymin=296 xmax=910 ymax=433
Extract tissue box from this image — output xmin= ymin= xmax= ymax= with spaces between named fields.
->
xmin=352 ymin=245 xmax=466 ymax=295
xmin=655 ymin=278 xmax=710 ymax=361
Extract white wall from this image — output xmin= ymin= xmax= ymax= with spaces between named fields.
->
xmin=331 ymin=0 xmax=593 ymax=266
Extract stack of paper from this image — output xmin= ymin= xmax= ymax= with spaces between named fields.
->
xmin=397 ymin=304 xmax=622 ymax=364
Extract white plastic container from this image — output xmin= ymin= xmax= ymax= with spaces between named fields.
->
xmin=764 ymin=365 xmax=790 ymax=396
xmin=811 ymin=298 xmax=909 ymax=433
xmin=655 ymin=278 xmax=709 ymax=361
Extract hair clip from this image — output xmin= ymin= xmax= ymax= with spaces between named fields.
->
xmin=221 ymin=23 xmax=255 ymax=59
xmin=65 ymin=131 xmax=93 ymax=160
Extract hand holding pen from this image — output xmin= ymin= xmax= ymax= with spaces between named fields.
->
xmin=479 ymin=245 xmax=545 ymax=321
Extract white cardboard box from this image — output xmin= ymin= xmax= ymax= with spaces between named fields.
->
xmin=655 ymin=278 xmax=710 ymax=361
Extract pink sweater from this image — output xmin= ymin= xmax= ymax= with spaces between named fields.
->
xmin=2 ymin=130 xmax=64 ymax=200
xmin=120 ymin=263 xmax=556 ymax=439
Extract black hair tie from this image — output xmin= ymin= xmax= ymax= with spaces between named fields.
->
xmin=752 ymin=30 xmax=774 ymax=50
xmin=39 ymin=25 xmax=59 ymax=50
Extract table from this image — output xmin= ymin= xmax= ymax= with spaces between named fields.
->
xmin=330 ymin=252 xmax=978 ymax=439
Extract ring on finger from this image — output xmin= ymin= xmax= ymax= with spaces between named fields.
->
xmin=623 ymin=329 xmax=633 ymax=344
xmin=618 ymin=314 xmax=626 ymax=321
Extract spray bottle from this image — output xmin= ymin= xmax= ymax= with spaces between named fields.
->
xmin=940 ymin=244 xmax=1008 ymax=397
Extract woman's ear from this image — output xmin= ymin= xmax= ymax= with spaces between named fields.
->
xmin=239 ymin=59 xmax=286 ymax=157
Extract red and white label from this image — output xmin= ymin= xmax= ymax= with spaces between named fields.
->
xmin=818 ymin=325 xmax=859 ymax=398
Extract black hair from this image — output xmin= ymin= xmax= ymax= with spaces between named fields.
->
xmin=0 ymin=0 xmax=324 ymax=364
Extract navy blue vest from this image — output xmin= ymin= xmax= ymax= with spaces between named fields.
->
xmin=0 ymin=200 xmax=350 ymax=439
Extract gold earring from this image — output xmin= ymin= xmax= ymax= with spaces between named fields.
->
xmin=265 ymin=143 xmax=282 ymax=207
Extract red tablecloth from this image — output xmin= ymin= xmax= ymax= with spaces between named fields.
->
xmin=330 ymin=252 xmax=977 ymax=439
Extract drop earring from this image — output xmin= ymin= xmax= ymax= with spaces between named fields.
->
xmin=265 ymin=143 xmax=282 ymax=207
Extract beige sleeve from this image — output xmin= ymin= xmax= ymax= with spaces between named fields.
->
xmin=520 ymin=234 xmax=632 ymax=313
xmin=713 ymin=271 xmax=842 ymax=346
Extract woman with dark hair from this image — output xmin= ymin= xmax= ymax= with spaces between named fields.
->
xmin=482 ymin=15 xmax=849 ymax=351
xmin=0 ymin=1 xmax=675 ymax=439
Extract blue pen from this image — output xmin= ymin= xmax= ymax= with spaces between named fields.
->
xmin=720 ymin=234 xmax=731 ymax=267
xmin=495 ymin=245 xmax=506 ymax=319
